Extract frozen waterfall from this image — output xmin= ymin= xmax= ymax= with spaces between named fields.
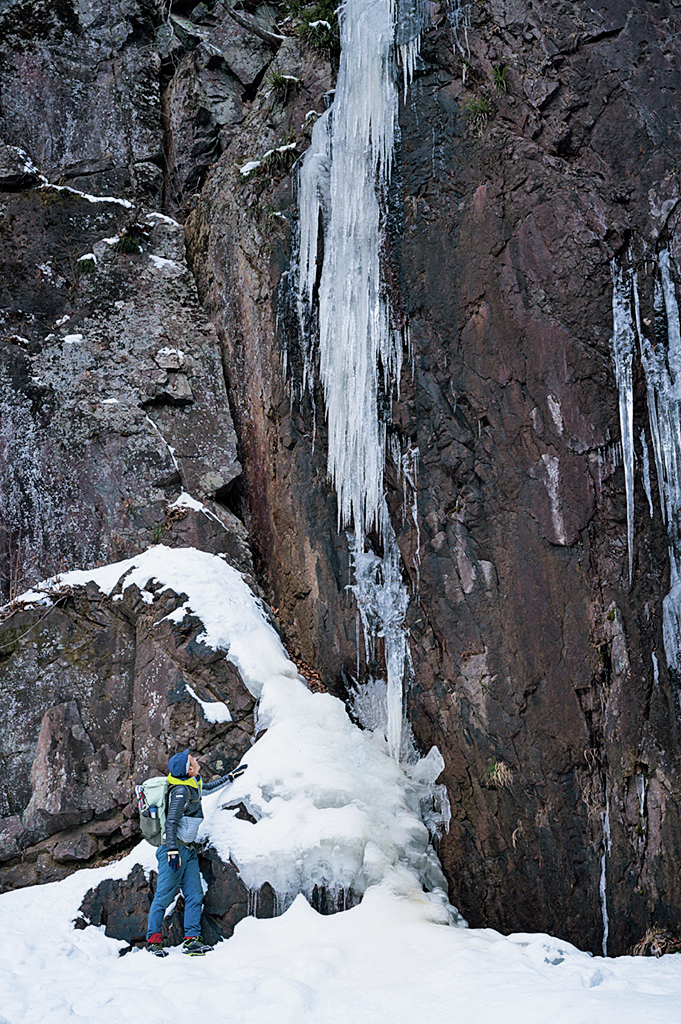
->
xmin=610 ymin=249 xmax=681 ymax=670
xmin=296 ymin=0 xmax=425 ymax=759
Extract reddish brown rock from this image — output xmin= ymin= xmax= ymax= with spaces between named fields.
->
xmin=0 ymin=580 xmax=256 ymax=892
xmin=185 ymin=0 xmax=681 ymax=954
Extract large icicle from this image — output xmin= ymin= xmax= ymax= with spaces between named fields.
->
xmin=296 ymin=0 xmax=425 ymax=759
xmin=610 ymin=262 xmax=636 ymax=582
xmin=298 ymin=0 xmax=402 ymax=544
xmin=613 ymin=249 xmax=681 ymax=671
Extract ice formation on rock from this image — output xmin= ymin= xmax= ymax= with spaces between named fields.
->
xmin=610 ymin=249 xmax=681 ymax=669
xmin=296 ymin=0 xmax=427 ymax=759
xmin=16 ymin=546 xmax=455 ymax=914
xmin=610 ymin=262 xmax=636 ymax=582
xmin=600 ymin=796 xmax=611 ymax=957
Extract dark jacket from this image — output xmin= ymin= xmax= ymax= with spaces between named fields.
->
xmin=164 ymin=773 xmax=233 ymax=848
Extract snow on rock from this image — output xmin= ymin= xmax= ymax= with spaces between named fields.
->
xmin=39 ymin=182 xmax=133 ymax=208
xmin=201 ymin=675 xmax=450 ymax=904
xmin=14 ymin=546 xmax=449 ymax=905
xmin=165 ymin=490 xmax=227 ymax=530
xmin=239 ymin=159 xmax=261 ymax=175
xmin=16 ymin=546 xmax=296 ymax=700
xmin=148 ymin=253 xmax=181 ymax=272
xmin=185 ymin=682 xmax=232 ymax=723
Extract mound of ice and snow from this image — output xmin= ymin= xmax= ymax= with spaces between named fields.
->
xmin=8 ymin=544 xmax=681 ymax=1023
xmin=18 ymin=544 xmax=453 ymax=911
xmin=2 ymin=841 xmax=681 ymax=1024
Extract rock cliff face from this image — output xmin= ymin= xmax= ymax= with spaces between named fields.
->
xmin=1 ymin=0 xmax=681 ymax=956
xmin=396 ymin=0 xmax=681 ymax=953
xmin=186 ymin=0 xmax=681 ymax=954
xmin=0 ymin=569 xmax=255 ymax=889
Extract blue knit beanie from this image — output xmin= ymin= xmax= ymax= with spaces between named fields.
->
xmin=168 ymin=749 xmax=191 ymax=778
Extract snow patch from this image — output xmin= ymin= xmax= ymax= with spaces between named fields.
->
xmin=1 ymin=841 xmax=681 ymax=1024
xmin=239 ymin=160 xmax=261 ymax=176
xmin=148 ymin=254 xmax=181 ymax=271
xmin=185 ymin=683 xmax=232 ymax=723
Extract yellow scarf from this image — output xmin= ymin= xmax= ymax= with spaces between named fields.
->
xmin=166 ymin=774 xmax=202 ymax=792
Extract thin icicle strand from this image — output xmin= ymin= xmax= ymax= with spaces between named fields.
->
xmin=600 ymin=795 xmax=611 ymax=957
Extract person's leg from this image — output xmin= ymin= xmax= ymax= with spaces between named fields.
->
xmin=180 ymin=846 xmax=204 ymax=939
xmin=146 ymin=846 xmax=182 ymax=940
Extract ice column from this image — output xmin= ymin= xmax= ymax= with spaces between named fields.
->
xmin=610 ymin=262 xmax=636 ymax=582
xmin=297 ymin=0 xmax=424 ymax=759
xmin=600 ymin=795 xmax=611 ymax=956
xmin=611 ymin=250 xmax=681 ymax=670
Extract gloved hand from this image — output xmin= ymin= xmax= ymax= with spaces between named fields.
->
xmin=168 ymin=850 xmax=181 ymax=871
xmin=228 ymin=763 xmax=248 ymax=782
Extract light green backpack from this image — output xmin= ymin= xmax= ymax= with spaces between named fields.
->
xmin=135 ymin=776 xmax=169 ymax=847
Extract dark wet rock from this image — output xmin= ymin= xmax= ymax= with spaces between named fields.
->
xmin=186 ymin=38 xmax=358 ymax=696
xmin=161 ymin=4 xmax=281 ymax=213
xmin=0 ymin=579 xmax=256 ymax=891
xmin=0 ymin=189 xmax=242 ymax=597
xmin=23 ymin=700 xmax=98 ymax=838
xmin=164 ymin=48 xmax=245 ymax=210
xmin=77 ymin=853 xmax=275 ymax=946
xmin=0 ymin=142 xmax=41 ymax=190
xmin=77 ymin=863 xmax=153 ymax=944
xmin=0 ymin=815 xmax=24 ymax=862
xmin=393 ymin=0 xmax=681 ymax=956
xmin=0 ymin=0 xmax=166 ymax=198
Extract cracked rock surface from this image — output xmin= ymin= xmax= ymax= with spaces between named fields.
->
xmin=0 ymin=190 xmax=243 ymax=583
xmin=0 ymin=578 xmax=255 ymax=890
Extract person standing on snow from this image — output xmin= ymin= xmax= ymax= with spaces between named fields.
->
xmin=146 ymin=748 xmax=247 ymax=957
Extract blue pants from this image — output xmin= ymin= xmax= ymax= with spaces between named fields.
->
xmin=146 ymin=845 xmax=204 ymax=940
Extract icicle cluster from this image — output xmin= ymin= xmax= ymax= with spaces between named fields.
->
xmin=296 ymin=0 xmax=427 ymax=759
xmin=609 ymin=249 xmax=681 ymax=669
xmin=298 ymin=0 xmax=403 ymax=544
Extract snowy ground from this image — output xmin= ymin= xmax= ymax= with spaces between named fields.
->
xmin=1 ymin=847 xmax=681 ymax=1024
xmin=5 ymin=545 xmax=681 ymax=1023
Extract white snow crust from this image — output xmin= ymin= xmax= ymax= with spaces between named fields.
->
xmin=1 ymin=844 xmax=681 ymax=1024
xmin=6 ymin=547 xmax=681 ymax=1021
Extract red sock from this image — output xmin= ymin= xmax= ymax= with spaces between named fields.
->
xmin=148 ymin=933 xmax=162 ymax=943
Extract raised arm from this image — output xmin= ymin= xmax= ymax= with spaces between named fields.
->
xmin=202 ymin=763 xmax=248 ymax=793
